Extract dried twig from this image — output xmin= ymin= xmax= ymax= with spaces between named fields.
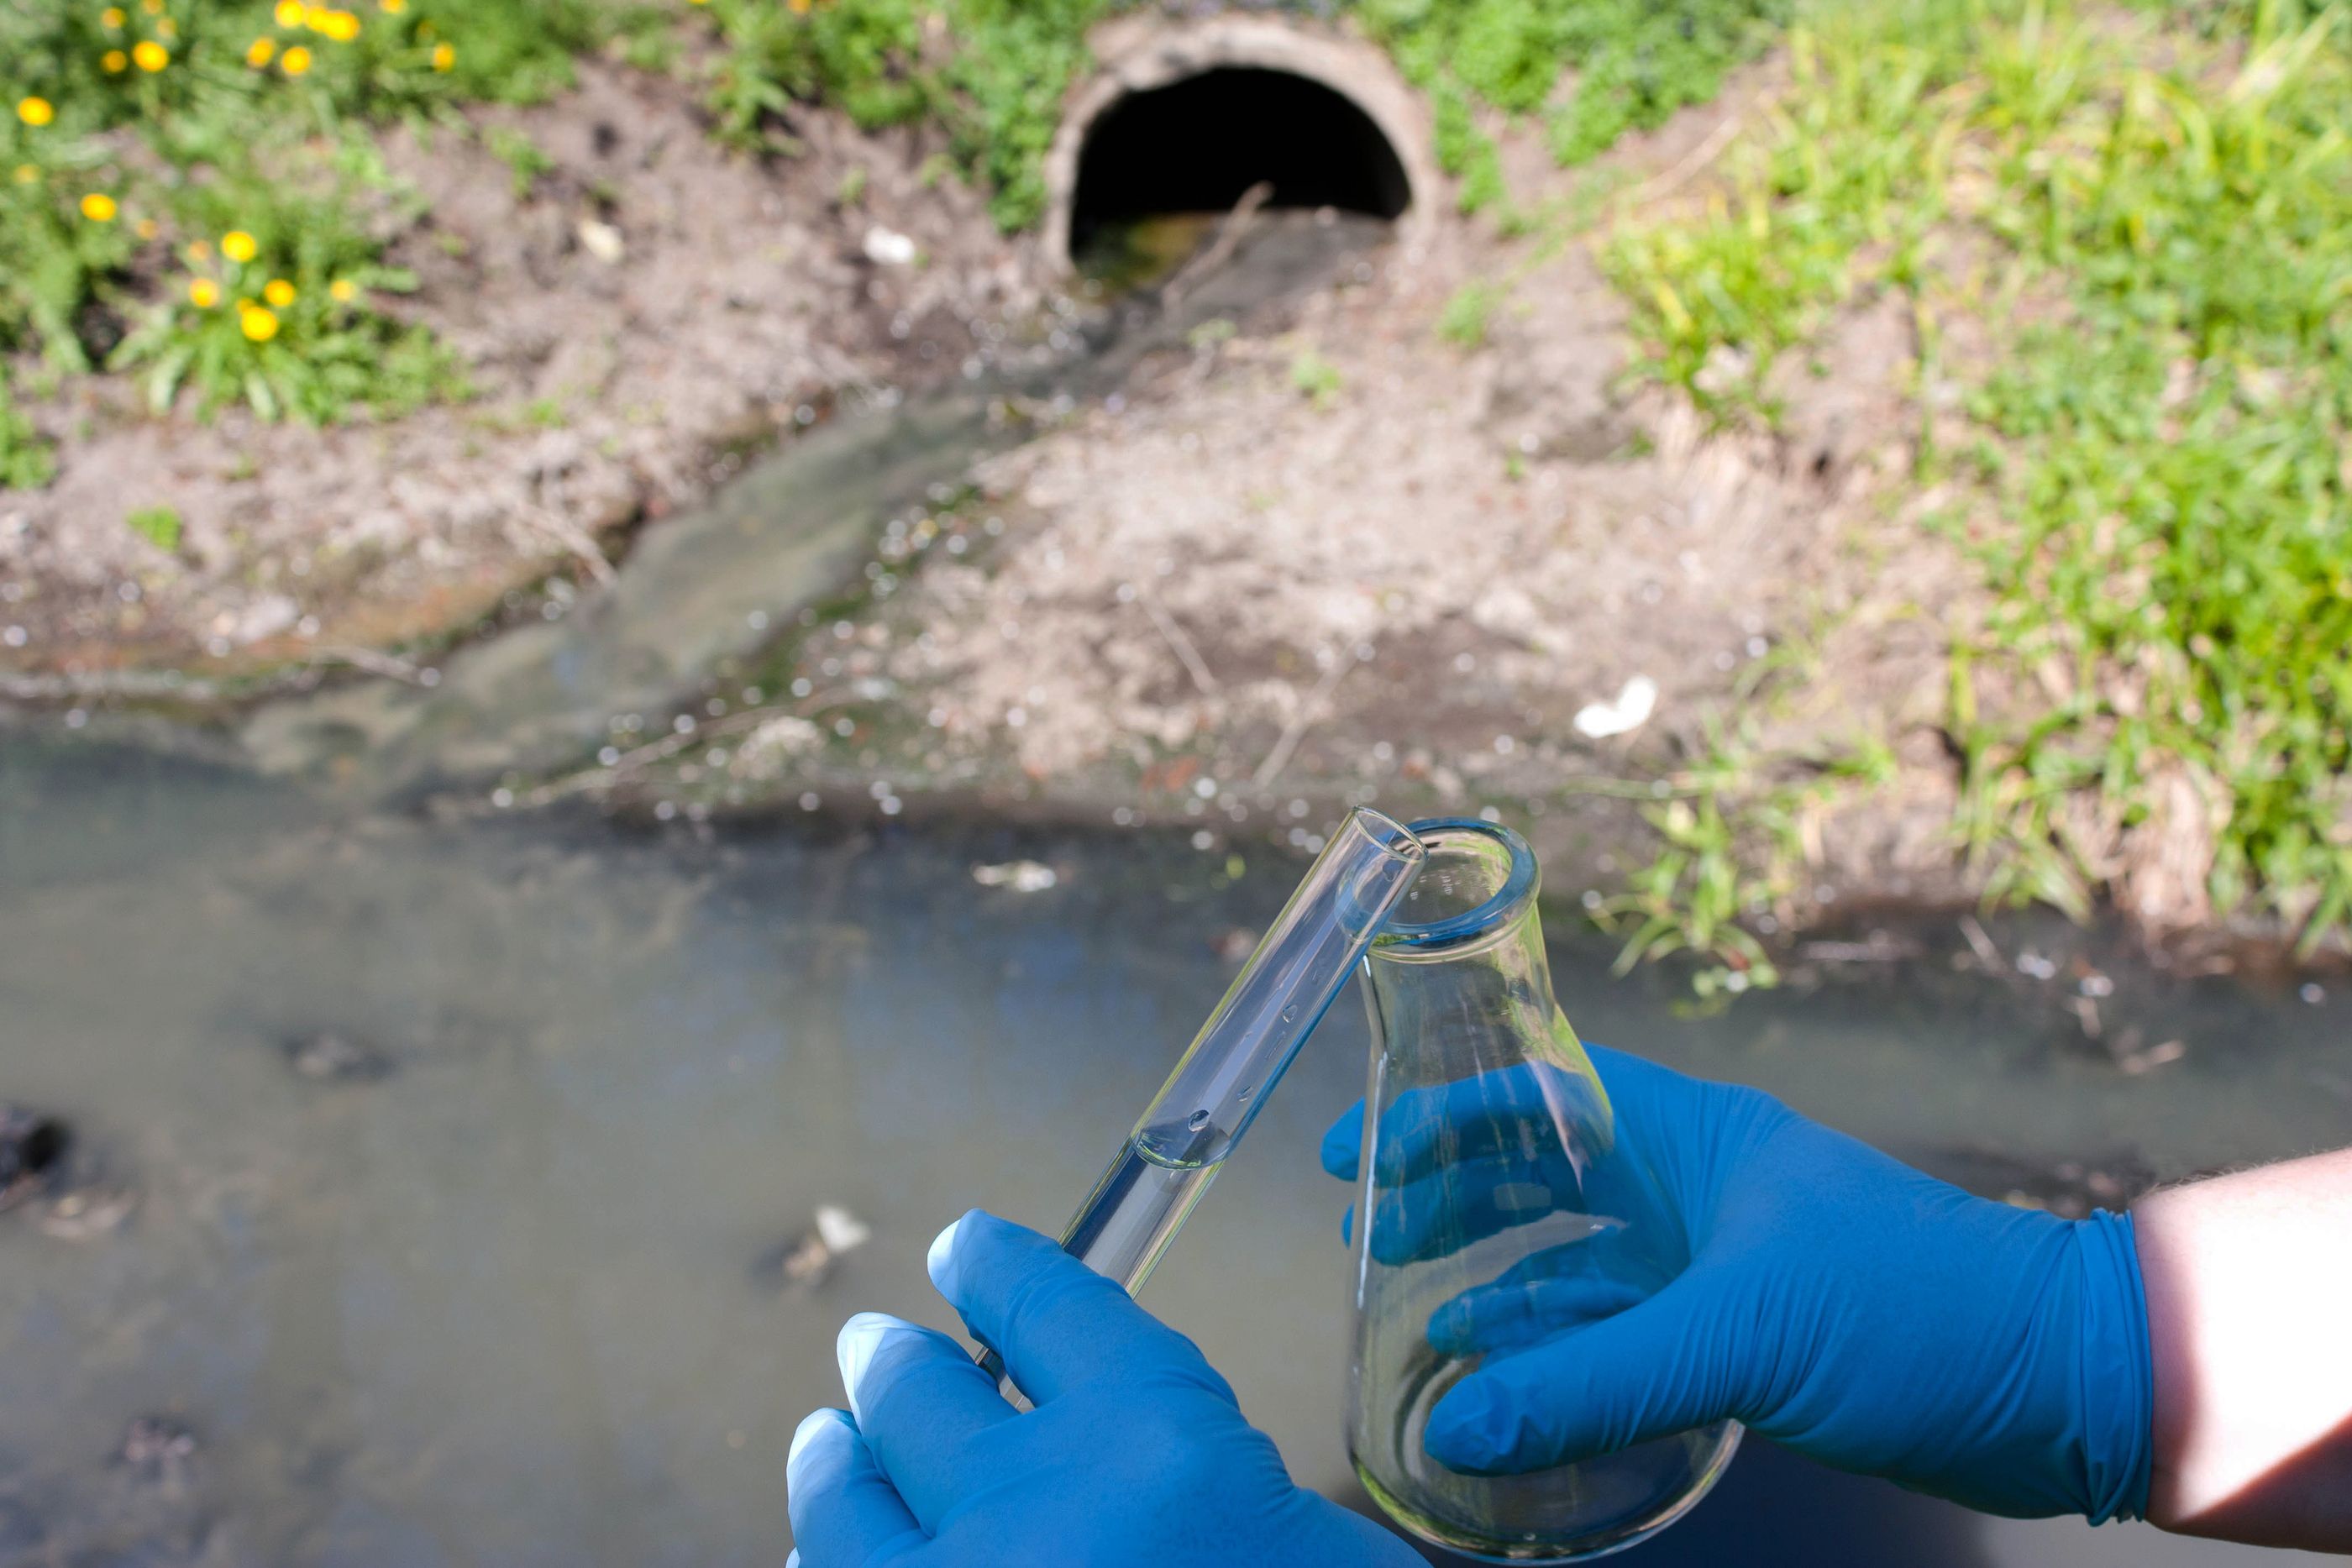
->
xmin=1131 ymin=585 xmax=1221 ymax=698
xmin=313 ymin=644 xmax=431 ymax=685
xmin=1252 ymin=650 xmax=1359 ymax=791
xmin=1163 ymin=181 xmax=1275 ymax=308
xmin=517 ymin=501 xmax=617 ymax=587
xmin=1958 ymin=914 xmax=2003 ymax=968
xmin=1630 ymin=87 xmax=1773 ymax=207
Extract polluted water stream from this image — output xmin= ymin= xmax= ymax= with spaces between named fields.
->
xmin=4 ymin=737 xmax=2348 ymax=1567
xmin=3 ymin=212 xmax=2349 ymax=1566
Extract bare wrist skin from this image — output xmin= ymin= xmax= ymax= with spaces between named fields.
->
xmin=2135 ymin=1147 xmax=2352 ymax=1552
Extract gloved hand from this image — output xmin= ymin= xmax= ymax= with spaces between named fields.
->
xmin=1320 ymin=1045 xmax=2154 ymax=1523
xmin=786 ymin=1209 xmax=1421 ymax=1568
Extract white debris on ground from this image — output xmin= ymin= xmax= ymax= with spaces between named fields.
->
xmin=863 ymin=224 xmax=919 ymax=265
xmin=1572 ymin=674 xmax=1659 ymax=739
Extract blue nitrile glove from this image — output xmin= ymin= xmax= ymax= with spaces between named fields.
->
xmin=785 ymin=1209 xmax=1421 ymax=1568
xmin=1320 ymin=1045 xmax=2155 ymax=1523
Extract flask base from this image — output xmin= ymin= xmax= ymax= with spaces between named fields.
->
xmin=1351 ymin=1349 xmax=1741 ymax=1563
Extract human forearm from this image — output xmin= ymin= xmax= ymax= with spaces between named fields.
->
xmin=2137 ymin=1146 xmax=2352 ymax=1551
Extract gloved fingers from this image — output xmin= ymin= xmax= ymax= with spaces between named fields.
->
xmin=1422 ymin=1275 xmax=1742 ymax=1475
xmin=1320 ymin=1099 xmax=1368 ymax=1182
xmin=786 ymin=1408 xmax=927 ymax=1568
xmin=1362 ymin=1149 xmax=1593 ymax=1265
xmin=927 ymin=1209 xmax=1237 ymax=1410
xmin=1426 ymin=1269 xmax=1656 ymax=1356
xmin=834 ymin=1313 xmax=1017 ymax=1532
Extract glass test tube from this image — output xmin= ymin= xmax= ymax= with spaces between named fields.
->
xmin=979 ymin=807 xmax=1425 ymax=1393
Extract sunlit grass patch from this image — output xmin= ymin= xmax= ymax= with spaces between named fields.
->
xmin=1604 ymin=0 xmax=2352 ymax=966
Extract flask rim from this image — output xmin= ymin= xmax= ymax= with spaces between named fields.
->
xmin=1377 ymin=818 xmax=1538 ymax=950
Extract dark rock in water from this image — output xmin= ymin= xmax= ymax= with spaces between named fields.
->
xmin=113 ymin=1418 xmax=200 ymax=1494
xmin=0 ymin=1106 xmax=69 ymax=1213
xmin=282 ymin=1031 xmax=395 ymax=1083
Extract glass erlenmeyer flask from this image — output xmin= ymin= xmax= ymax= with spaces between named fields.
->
xmin=1345 ymin=819 xmax=1740 ymax=1561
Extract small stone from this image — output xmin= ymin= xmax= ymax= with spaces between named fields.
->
xmin=576 ymin=218 xmax=625 ymax=264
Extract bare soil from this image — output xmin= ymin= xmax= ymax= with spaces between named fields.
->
xmin=0 ymin=60 xmax=1047 ymax=695
xmin=677 ymin=66 xmax=1989 ymax=920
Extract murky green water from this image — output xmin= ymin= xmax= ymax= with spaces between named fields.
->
xmin=3 ymin=734 xmax=2344 ymax=1566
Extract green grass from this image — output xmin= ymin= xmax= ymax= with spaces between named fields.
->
xmin=1361 ymin=0 xmax=1790 ymax=215
xmin=125 ymin=503 xmax=183 ymax=553
xmin=1602 ymin=0 xmax=2352 ymax=969
xmin=0 ymin=368 xmax=56 ymax=490
xmin=0 ymin=0 xmax=596 ymax=431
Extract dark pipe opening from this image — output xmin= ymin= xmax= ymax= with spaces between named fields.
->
xmin=1069 ymin=67 xmax=1410 ymax=256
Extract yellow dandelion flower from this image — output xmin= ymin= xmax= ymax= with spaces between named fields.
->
xmin=15 ymin=97 xmax=54 ymax=127
xmin=156 ymin=16 xmax=177 ymax=38
xmin=247 ymin=36 xmax=276 ymax=66
xmin=81 ymin=191 xmax=118 ymax=222
xmin=135 ymin=217 xmax=158 ymax=239
xmin=140 ymin=0 xmax=163 ymax=14
xmin=302 ymin=3 xmax=327 ymax=27
xmin=189 ymin=278 xmax=221 ymax=308
xmin=239 ymin=306 xmax=280 ymax=342
xmin=102 ymin=49 xmax=129 ymax=72
xmin=133 ymin=39 xmax=169 ymax=71
xmin=380 ymin=0 xmax=406 ymax=12
xmin=319 ymin=9 xmax=360 ymax=40
xmin=281 ymin=45 xmax=312 ymax=74
xmin=12 ymin=164 xmax=39 ymax=186
xmin=186 ymin=239 xmax=212 ymax=261
xmin=101 ymin=6 xmax=126 ymax=25
xmin=275 ymin=0 xmax=304 ymax=25
xmin=329 ymin=278 xmax=358 ymax=302
xmin=263 ymin=278 xmax=297 ymax=307
xmin=430 ymin=40 xmax=454 ymax=70
xmin=221 ymin=230 xmax=258 ymax=263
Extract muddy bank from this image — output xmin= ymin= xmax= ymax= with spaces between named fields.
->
xmin=562 ymin=72 xmax=1988 ymax=929
xmin=0 ymin=60 xmax=1049 ymax=695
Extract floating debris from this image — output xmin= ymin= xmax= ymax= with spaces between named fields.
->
xmin=39 ymin=1187 xmax=137 ymax=1242
xmin=2116 ymin=1038 xmax=2187 ymax=1077
xmin=283 ymin=1031 xmax=395 ymax=1083
xmin=0 ymin=1107 xmax=68 ymax=1214
xmin=972 ymin=860 xmax=1058 ymax=893
xmin=756 ymin=1204 xmax=873 ymax=1292
xmin=1797 ymin=931 xmax=1922 ymax=964
xmin=113 ymin=1417 xmax=199 ymax=1495
xmin=1572 ymin=674 xmax=1657 ymax=740
xmin=2013 ymin=950 xmax=2059 ymax=981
